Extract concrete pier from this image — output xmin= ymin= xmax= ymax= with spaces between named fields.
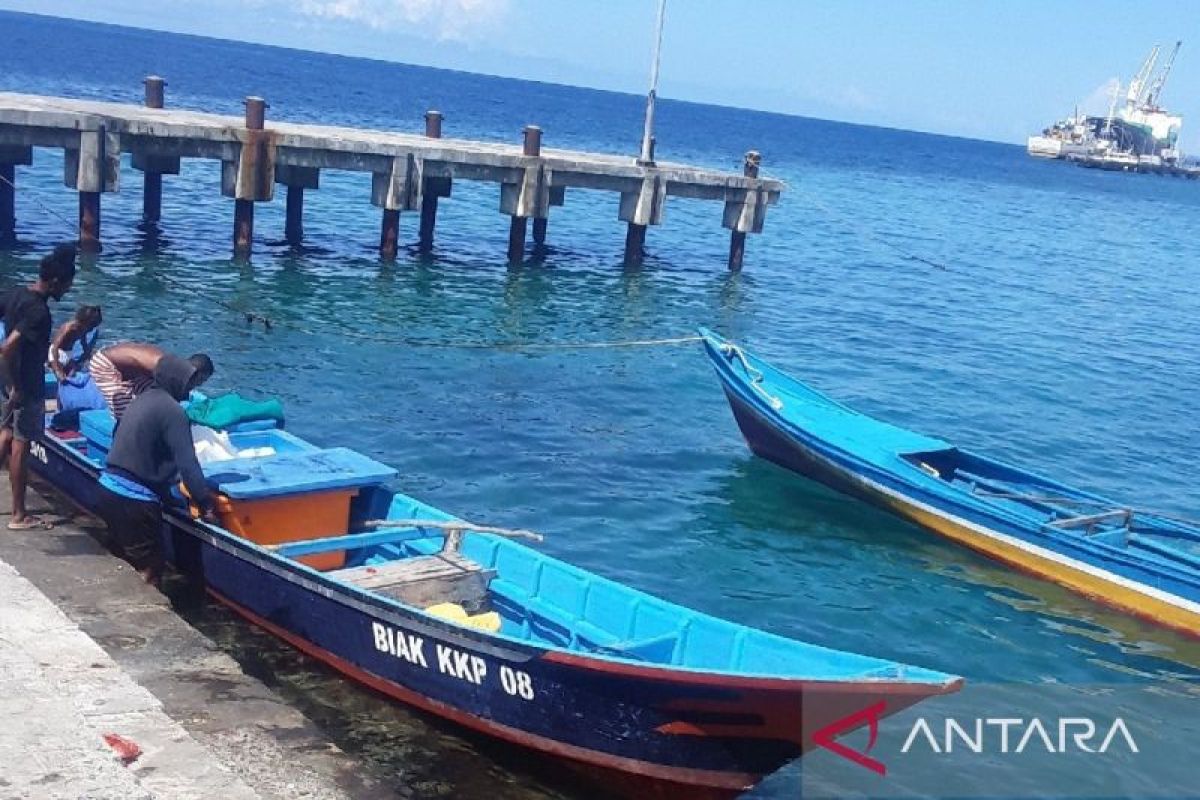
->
xmin=0 ymin=86 xmax=783 ymax=265
xmin=0 ymin=480 xmax=383 ymax=799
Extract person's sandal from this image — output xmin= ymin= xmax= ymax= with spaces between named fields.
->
xmin=6 ymin=516 xmax=54 ymax=530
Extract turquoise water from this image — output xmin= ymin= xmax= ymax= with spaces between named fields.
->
xmin=3 ymin=12 xmax=1200 ymax=798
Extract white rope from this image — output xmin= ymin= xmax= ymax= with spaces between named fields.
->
xmin=794 ymin=183 xmax=950 ymax=271
xmin=719 ymin=342 xmax=783 ymax=410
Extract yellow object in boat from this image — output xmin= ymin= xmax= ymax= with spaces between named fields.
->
xmin=426 ymin=603 xmax=502 ymax=633
xmin=427 ymin=602 xmax=469 ymax=621
xmin=465 ymin=611 xmax=502 ymax=633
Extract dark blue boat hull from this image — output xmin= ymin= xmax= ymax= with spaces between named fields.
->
xmin=29 ymin=430 xmax=946 ymax=799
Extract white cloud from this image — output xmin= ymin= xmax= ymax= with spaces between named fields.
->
xmin=1080 ymin=77 xmax=1122 ymax=116
xmin=298 ymin=0 xmax=509 ymax=41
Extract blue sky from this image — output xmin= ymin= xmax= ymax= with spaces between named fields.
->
xmin=3 ymin=0 xmax=1199 ymax=148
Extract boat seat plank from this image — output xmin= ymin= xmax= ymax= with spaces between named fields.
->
xmin=1046 ymin=510 xmax=1131 ymax=530
xmin=331 ymin=553 xmax=496 ymax=608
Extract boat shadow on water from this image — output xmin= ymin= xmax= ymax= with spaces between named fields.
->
xmin=705 ymin=457 xmax=1200 ymax=680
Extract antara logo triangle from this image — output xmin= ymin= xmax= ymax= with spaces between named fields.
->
xmin=812 ymin=700 xmax=888 ymax=776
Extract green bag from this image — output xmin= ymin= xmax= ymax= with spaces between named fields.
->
xmin=185 ymin=392 xmax=285 ymax=430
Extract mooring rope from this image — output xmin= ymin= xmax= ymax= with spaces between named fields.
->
xmin=793 ymin=183 xmax=950 ymax=271
xmin=718 ymin=342 xmax=783 ymax=410
xmin=0 ymin=172 xmax=701 ymax=352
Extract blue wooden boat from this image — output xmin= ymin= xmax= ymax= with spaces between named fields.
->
xmin=701 ymin=328 xmax=1200 ymax=636
xmin=29 ymin=393 xmax=960 ymax=799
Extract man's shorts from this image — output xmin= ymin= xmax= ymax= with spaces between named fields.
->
xmin=1 ymin=393 xmax=43 ymax=441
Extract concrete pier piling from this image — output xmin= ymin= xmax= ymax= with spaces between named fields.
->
xmin=285 ymin=185 xmax=304 ymax=244
xmin=725 ymin=150 xmax=764 ymax=271
xmin=503 ymin=125 xmax=543 ymax=263
xmin=0 ymin=145 xmax=31 ymax=245
xmin=277 ymin=164 xmax=317 ymax=245
xmin=138 ymin=76 xmax=166 ymax=225
xmin=0 ymin=164 xmax=13 ymax=242
xmin=1 ymin=164 xmax=15 ymax=243
xmin=418 ymin=110 xmax=444 ymax=252
xmin=229 ymin=96 xmax=271 ymax=255
xmin=0 ymin=84 xmax=782 ymax=265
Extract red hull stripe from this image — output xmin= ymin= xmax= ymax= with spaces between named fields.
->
xmin=208 ymin=589 xmax=760 ymax=794
xmin=544 ymin=649 xmax=962 ymax=695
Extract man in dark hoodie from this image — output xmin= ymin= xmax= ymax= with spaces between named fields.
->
xmin=97 ymin=353 xmax=218 ymax=583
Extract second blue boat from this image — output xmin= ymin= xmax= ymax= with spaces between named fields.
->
xmin=701 ymin=328 xmax=1200 ymax=635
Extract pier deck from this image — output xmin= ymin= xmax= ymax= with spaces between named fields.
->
xmin=0 ymin=87 xmax=783 ymax=267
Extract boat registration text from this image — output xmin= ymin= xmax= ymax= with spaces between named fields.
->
xmin=371 ymin=621 xmax=535 ymax=700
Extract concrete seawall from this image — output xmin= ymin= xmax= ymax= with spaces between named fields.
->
xmin=0 ymin=481 xmax=389 ymax=799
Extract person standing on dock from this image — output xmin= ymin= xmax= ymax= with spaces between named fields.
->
xmin=0 ymin=244 xmax=77 ymax=530
xmin=96 ymin=353 xmax=218 ymax=584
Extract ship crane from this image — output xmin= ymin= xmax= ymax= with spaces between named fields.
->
xmin=1145 ymin=40 xmax=1182 ymax=109
xmin=1126 ymin=44 xmax=1160 ymax=108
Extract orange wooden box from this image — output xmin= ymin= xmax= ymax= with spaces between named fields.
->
xmin=215 ymin=490 xmax=355 ymax=571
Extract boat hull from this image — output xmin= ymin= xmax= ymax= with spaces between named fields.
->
xmin=29 ymin=430 xmax=952 ymax=798
xmin=708 ymin=342 xmax=1200 ymax=636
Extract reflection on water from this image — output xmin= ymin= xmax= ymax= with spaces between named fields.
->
xmin=172 ymin=590 xmax=583 ymax=800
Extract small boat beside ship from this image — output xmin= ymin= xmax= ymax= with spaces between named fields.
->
xmin=1027 ymin=111 xmax=1095 ymax=159
xmin=701 ymin=329 xmax=1200 ymax=635
xmin=30 ymin=391 xmax=961 ymax=799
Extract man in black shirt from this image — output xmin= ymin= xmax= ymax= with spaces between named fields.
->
xmin=0 ymin=244 xmax=77 ymax=529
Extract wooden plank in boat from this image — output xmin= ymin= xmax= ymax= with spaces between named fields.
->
xmin=1047 ymin=510 xmax=1131 ymax=530
xmin=331 ymin=554 xmax=496 ymax=608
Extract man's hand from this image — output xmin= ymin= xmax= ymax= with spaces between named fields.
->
xmin=199 ymin=506 xmax=221 ymax=526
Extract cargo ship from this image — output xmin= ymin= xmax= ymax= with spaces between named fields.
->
xmin=1028 ymin=42 xmax=1188 ymax=172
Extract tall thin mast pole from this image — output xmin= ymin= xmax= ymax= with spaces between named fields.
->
xmin=638 ymin=0 xmax=667 ymax=165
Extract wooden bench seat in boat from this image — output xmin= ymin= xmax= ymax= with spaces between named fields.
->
xmin=1046 ymin=509 xmax=1132 ymax=531
xmin=330 ymin=553 xmax=496 ymax=608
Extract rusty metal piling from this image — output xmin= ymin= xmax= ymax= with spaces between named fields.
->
xmin=78 ymin=191 xmax=100 ymax=251
xmin=379 ymin=209 xmax=400 ymax=259
xmin=418 ymin=110 xmax=444 ymax=252
xmin=504 ymin=125 xmax=543 ymax=263
xmin=231 ymin=96 xmax=270 ymax=255
xmin=140 ymin=76 xmax=166 ymax=225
